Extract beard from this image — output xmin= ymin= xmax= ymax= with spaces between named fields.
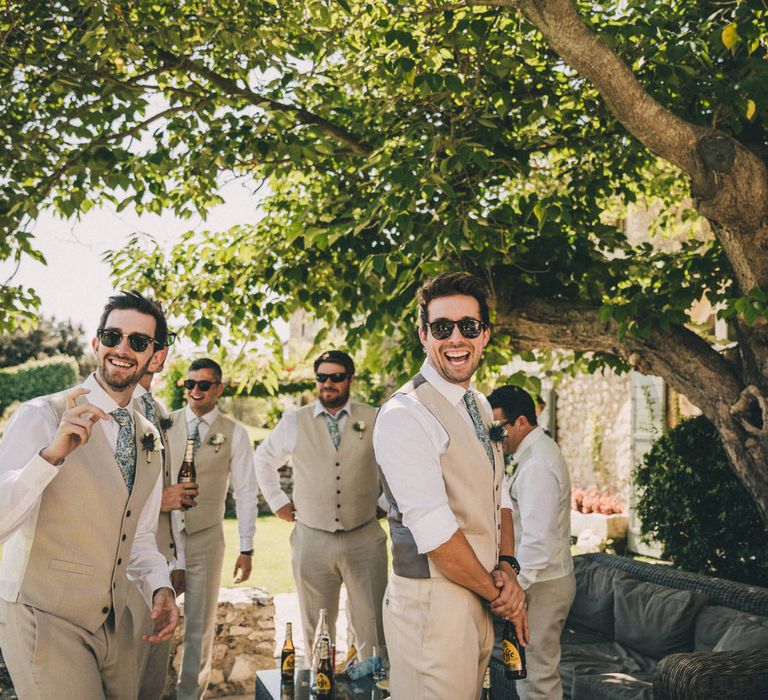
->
xmin=98 ymin=353 xmax=150 ymax=390
xmin=318 ymin=386 xmax=350 ymax=410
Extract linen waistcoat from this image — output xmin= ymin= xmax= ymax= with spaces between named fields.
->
xmin=292 ymin=401 xmax=379 ymax=532
xmin=168 ymin=410 xmax=236 ymax=534
xmin=16 ymin=391 xmax=161 ymax=633
xmin=379 ymin=374 xmax=504 ymax=579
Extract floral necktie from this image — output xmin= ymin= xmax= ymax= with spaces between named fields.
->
xmin=463 ymin=391 xmax=495 ymax=469
xmin=324 ymin=413 xmax=341 ymax=450
xmin=112 ymin=408 xmax=136 ymax=492
xmin=142 ymin=393 xmax=159 ymax=431
xmin=188 ymin=416 xmax=202 ymax=452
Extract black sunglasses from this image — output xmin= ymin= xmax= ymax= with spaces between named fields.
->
xmin=426 ymin=318 xmax=487 ymax=340
xmin=316 ymin=372 xmax=350 ymax=383
xmin=184 ymin=379 xmax=220 ymax=392
xmin=97 ymin=328 xmax=158 ymax=353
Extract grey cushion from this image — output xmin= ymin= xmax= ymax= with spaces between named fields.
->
xmin=560 ymin=642 xmax=657 ymax=697
xmin=568 ymin=556 xmax=633 ymax=638
xmin=571 ymin=672 xmax=653 ymax=700
xmin=694 ymin=605 xmax=746 ymax=651
xmin=562 ymin=625 xmax=611 ymax=646
xmin=613 ymin=578 xmax=708 ymax=658
xmin=713 ymin=614 xmax=768 ymax=651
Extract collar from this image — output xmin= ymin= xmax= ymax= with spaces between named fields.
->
xmin=185 ymin=405 xmax=219 ymax=426
xmin=312 ymin=399 xmax=352 ymax=419
xmin=83 ymin=373 xmax=128 ymax=417
xmin=420 ymin=360 xmax=478 ymax=409
xmin=513 ymin=425 xmax=545 ymax=462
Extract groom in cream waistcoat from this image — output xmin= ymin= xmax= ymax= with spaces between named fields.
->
xmin=0 ymin=291 xmax=179 ymax=700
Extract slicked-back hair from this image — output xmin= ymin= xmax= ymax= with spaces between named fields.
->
xmin=418 ymin=272 xmax=491 ymax=329
xmin=189 ymin=358 xmax=223 ymax=383
xmin=99 ymin=290 xmax=169 ymax=348
xmin=488 ymin=385 xmax=537 ymax=426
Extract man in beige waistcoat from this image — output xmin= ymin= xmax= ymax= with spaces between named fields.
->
xmin=374 ymin=273 xmax=528 ymax=699
xmin=254 ymin=349 xmax=387 ymax=658
xmin=169 ymin=358 xmax=260 ymax=700
xmin=0 ymin=291 xmax=179 ymax=700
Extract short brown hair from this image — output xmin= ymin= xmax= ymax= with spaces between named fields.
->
xmin=417 ymin=272 xmax=491 ymax=329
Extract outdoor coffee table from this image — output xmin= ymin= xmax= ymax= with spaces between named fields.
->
xmin=255 ymin=668 xmax=388 ymax=699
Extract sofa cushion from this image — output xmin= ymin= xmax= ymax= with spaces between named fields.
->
xmin=713 ymin=614 xmax=768 ymax=652
xmin=571 ymin=672 xmax=653 ymax=700
xmin=562 ymin=625 xmax=611 ymax=646
xmin=560 ymin=642 xmax=657 ymax=698
xmin=694 ymin=605 xmax=746 ymax=651
xmin=613 ymin=578 xmax=708 ymax=658
xmin=568 ymin=556 xmax=634 ymax=638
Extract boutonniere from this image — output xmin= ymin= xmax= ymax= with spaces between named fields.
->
xmin=159 ymin=416 xmax=174 ymax=431
xmin=140 ymin=432 xmax=161 ymax=462
xmin=488 ymin=420 xmax=507 ymax=444
xmin=208 ymin=432 xmax=226 ymax=453
xmin=352 ymin=420 xmax=367 ymax=440
xmin=504 ymin=454 xmax=518 ymax=478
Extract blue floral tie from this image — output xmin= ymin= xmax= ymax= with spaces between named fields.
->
xmin=188 ymin=416 xmax=202 ymax=452
xmin=463 ymin=391 xmax=495 ymax=469
xmin=141 ymin=393 xmax=159 ymax=431
xmin=324 ymin=413 xmax=341 ymax=450
xmin=112 ymin=408 xmax=136 ymax=492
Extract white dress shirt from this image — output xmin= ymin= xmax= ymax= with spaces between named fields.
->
xmin=182 ymin=405 xmax=259 ymax=552
xmin=0 ymin=373 xmax=171 ymax=606
xmin=501 ymin=426 xmax=573 ymax=589
xmin=373 ymin=361 xmax=494 ymax=554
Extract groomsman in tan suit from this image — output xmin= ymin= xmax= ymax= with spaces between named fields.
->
xmin=169 ymin=358 xmax=260 ymax=700
xmin=0 ymin=291 xmax=179 ymax=700
xmin=374 ymin=273 xmax=528 ymax=699
xmin=254 ymin=350 xmax=387 ymax=658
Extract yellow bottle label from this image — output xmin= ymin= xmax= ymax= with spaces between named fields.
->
xmin=316 ymin=673 xmax=331 ymax=691
xmin=282 ymin=652 xmax=295 ymax=671
xmin=503 ymin=639 xmax=522 ymax=670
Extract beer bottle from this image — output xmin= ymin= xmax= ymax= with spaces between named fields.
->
xmin=502 ymin=620 xmax=527 ymax=680
xmin=281 ymin=622 xmax=295 ymax=683
xmin=481 ymin=666 xmax=493 ymax=699
xmin=315 ymin=638 xmax=333 ymax=697
xmin=178 ymin=438 xmax=197 ymax=509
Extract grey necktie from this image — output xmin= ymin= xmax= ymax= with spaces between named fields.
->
xmin=188 ymin=416 xmax=202 ymax=452
xmin=142 ymin=393 xmax=159 ymax=431
xmin=112 ymin=408 xmax=137 ymax=492
xmin=463 ymin=391 xmax=495 ymax=469
xmin=324 ymin=413 xmax=341 ymax=450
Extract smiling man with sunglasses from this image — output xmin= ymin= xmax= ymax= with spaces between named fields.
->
xmin=374 ymin=272 xmax=528 ymax=699
xmin=254 ymin=349 xmax=387 ymax=662
xmin=0 ymin=290 xmax=179 ymax=700
xmin=166 ymin=358 xmax=259 ymax=700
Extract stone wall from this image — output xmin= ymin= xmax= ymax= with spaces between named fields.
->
xmin=162 ymin=587 xmax=276 ymax=699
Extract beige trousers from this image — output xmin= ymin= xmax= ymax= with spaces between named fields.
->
xmin=0 ymin=598 xmax=137 ymax=700
xmin=516 ymin=572 xmax=576 ymax=700
xmin=177 ymin=524 xmax=226 ymax=700
xmin=383 ymin=574 xmax=494 ymax=700
xmin=128 ymin=582 xmax=171 ymax=700
xmin=291 ymin=519 xmax=387 ymax=657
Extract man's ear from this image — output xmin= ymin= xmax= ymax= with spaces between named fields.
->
xmin=417 ymin=325 xmax=427 ymax=348
xmin=147 ymin=346 xmax=168 ymax=374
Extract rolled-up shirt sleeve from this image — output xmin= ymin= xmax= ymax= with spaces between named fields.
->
xmin=373 ymin=397 xmax=458 ymax=554
xmin=253 ymin=412 xmax=296 ymax=515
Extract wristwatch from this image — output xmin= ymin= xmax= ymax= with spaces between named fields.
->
xmin=240 ymin=550 xmax=254 ymax=556
xmin=498 ymin=555 xmax=521 ymax=575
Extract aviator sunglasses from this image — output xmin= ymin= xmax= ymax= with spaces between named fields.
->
xmin=97 ymin=328 xmax=159 ymax=353
xmin=184 ymin=379 xmax=220 ymax=392
xmin=316 ymin=372 xmax=350 ymax=383
xmin=426 ymin=318 xmax=487 ymax=340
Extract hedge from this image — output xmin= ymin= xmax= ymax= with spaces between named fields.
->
xmin=0 ymin=355 xmax=79 ymax=414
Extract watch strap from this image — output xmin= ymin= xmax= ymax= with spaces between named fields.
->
xmin=498 ymin=555 xmax=521 ymax=575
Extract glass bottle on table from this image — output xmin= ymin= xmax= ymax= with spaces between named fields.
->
xmin=315 ymin=638 xmax=333 ymax=697
xmin=281 ymin=622 xmax=295 ymax=684
xmin=310 ymin=608 xmax=331 ymax=691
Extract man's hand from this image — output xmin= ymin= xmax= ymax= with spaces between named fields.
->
xmin=233 ymin=553 xmax=252 ymax=584
xmin=171 ymin=569 xmax=185 ymax=596
xmin=275 ymin=503 xmax=296 ymax=523
xmin=160 ymin=483 xmax=199 ymax=512
xmin=40 ymin=389 xmax=109 ymax=465
xmin=490 ymin=568 xmax=530 ymax=645
xmin=142 ymin=587 xmax=179 ymax=643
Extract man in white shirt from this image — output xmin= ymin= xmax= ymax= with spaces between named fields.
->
xmin=374 ymin=272 xmax=528 ymax=699
xmin=254 ymin=350 xmax=386 ymax=659
xmin=169 ymin=358 xmax=260 ymax=700
xmin=490 ymin=385 xmax=575 ymax=700
xmin=0 ymin=291 xmax=179 ymax=700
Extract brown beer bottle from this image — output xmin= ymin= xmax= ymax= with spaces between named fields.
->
xmin=281 ymin=622 xmax=295 ymax=683
xmin=503 ymin=620 xmax=527 ymax=680
xmin=178 ymin=438 xmax=197 ymax=509
xmin=315 ymin=638 xmax=333 ymax=697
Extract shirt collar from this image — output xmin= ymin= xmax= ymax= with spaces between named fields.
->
xmin=313 ymin=399 xmax=351 ymax=419
xmin=185 ymin=405 xmax=219 ymax=426
xmin=82 ymin=373 xmax=126 ymax=417
xmin=420 ymin=360 xmax=477 ymax=408
xmin=513 ymin=425 xmax=545 ymax=462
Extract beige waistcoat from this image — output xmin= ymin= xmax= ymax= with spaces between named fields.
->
xmin=292 ymin=401 xmax=380 ymax=532
xmin=17 ymin=391 xmax=161 ymax=633
xmin=381 ymin=374 xmax=504 ymax=579
xmin=168 ymin=410 xmax=236 ymax=534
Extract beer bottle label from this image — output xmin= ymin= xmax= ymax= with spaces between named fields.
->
xmin=281 ymin=651 xmax=295 ymax=672
xmin=316 ymin=673 xmax=331 ymax=691
xmin=503 ymin=639 xmax=522 ymax=670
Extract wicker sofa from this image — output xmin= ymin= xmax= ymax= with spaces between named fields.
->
xmin=490 ymin=552 xmax=768 ymax=699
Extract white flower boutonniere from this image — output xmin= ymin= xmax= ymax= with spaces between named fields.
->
xmin=353 ymin=420 xmax=367 ymax=440
xmin=140 ymin=432 xmax=161 ymax=463
xmin=208 ymin=432 xmax=226 ymax=453
xmin=504 ymin=454 xmax=518 ymax=478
